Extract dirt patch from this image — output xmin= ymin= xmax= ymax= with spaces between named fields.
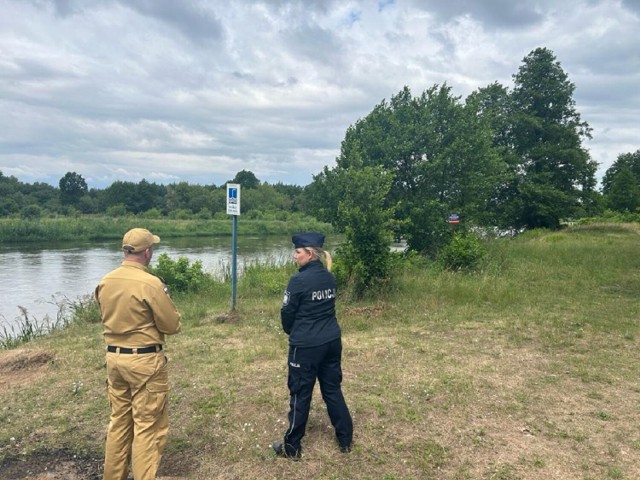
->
xmin=0 ymin=349 xmax=54 ymax=390
xmin=0 ymin=449 xmax=101 ymax=480
xmin=343 ymin=305 xmax=384 ymax=317
xmin=0 ymin=449 xmax=191 ymax=480
xmin=212 ymin=311 xmax=240 ymax=324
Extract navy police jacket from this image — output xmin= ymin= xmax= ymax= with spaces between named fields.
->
xmin=281 ymin=259 xmax=341 ymax=347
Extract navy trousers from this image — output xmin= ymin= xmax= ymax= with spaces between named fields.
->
xmin=282 ymin=337 xmax=353 ymax=456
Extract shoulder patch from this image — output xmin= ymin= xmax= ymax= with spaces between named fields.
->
xmin=282 ymin=290 xmax=290 ymax=307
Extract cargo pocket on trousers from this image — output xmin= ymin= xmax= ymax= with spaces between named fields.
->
xmin=142 ymin=361 xmax=169 ymax=420
xmin=287 ymin=363 xmax=313 ymax=396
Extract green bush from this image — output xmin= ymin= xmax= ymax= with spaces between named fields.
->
xmin=332 ymin=166 xmax=395 ymax=297
xmin=577 ymin=209 xmax=640 ymax=224
xmin=68 ymin=294 xmax=101 ymax=324
xmin=245 ymin=210 xmax=263 ymax=220
xmin=196 ymin=208 xmax=212 ymax=220
xmin=0 ymin=197 xmax=19 ymax=217
xmin=437 ymin=232 xmax=486 ymax=271
xmin=20 ymin=204 xmax=44 ymax=220
xmin=142 ymin=208 xmax=163 ymax=219
xmin=150 ymin=253 xmax=212 ymax=293
xmin=240 ymin=260 xmax=294 ymax=296
xmin=169 ymin=209 xmax=192 ymax=220
xmin=106 ymin=204 xmax=129 ymax=217
xmin=334 ymin=234 xmax=392 ymax=297
xmin=61 ymin=205 xmax=80 ymax=217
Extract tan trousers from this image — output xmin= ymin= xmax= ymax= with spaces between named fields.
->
xmin=104 ymin=350 xmax=169 ymax=480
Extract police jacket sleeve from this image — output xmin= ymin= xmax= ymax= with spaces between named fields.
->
xmin=280 ymin=275 xmax=301 ymax=335
xmin=149 ymin=283 xmax=182 ymax=335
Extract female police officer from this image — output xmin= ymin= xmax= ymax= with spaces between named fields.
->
xmin=272 ymin=232 xmax=353 ymax=459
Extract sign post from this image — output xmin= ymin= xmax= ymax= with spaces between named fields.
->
xmin=226 ymin=183 xmax=241 ymax=311
xmin=447 ymin=213 xmax=460 ymax=235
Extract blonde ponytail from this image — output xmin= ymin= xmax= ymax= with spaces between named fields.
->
xmin=307 ymin=247 xmax=332 ymax=271
xmin=324 ymin=250 xmax=333 ymax=272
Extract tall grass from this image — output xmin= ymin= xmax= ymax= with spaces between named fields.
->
xmin=0 ymin=295 xmax=100 ymax=349
xmin=239 ymin=254 xmax=296 ymax=296
xmin=0 ymin=307 xmax=46 ymax=349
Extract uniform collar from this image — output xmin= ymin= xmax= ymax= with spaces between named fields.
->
xmin=122 ymin=260 xmax=149 ymax=271
xmin=299 ymin=259 xmax=322 ymax=272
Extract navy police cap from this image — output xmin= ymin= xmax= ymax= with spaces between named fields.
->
xmin=292 ymin=232 xmax=325 ymax=248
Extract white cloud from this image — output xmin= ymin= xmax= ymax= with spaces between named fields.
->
xmin=0 ymin=0 xmax=638 ymax=188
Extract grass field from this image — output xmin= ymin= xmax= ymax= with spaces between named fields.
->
xmin=1 ymin=223 xmax=640 ymax=479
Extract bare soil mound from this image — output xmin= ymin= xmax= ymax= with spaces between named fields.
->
xmin=0 ymin=349 xmax=55 ymax=390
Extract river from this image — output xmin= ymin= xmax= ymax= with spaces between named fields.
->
xmin=0 ymin=235 xmax=302 ymax=332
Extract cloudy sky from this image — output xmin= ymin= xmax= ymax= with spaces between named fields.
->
xmin=0 ymin=0 xmax=638 ymax=189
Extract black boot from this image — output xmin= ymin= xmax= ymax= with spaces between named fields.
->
xmin=272 ymin=440 xmax=301 ymax=460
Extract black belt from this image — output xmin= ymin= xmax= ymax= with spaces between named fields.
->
xmin=107 ymin=345 xmax=162 ymax=354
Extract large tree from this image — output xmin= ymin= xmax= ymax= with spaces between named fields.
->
xmin=230 ymin=169 xmax=260 ymax=189
xmin=602 ymin=150 xmax=640 ymax=195
xmin=59 ymin=171 xmax=88 ymax=206
xmin=606 ymin=166 xmax=639 ymax=212
xmin=466 ymin=82 xmax=521 ymax=228
xmin=508 ymin=47 xmax=597 ymax=228
xmin=602 ymin=150 xmax=640 ymax=212
xmin=314 ymin=84 xmax=504 ymax=255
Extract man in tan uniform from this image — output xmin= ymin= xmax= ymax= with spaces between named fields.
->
xmin=96 ymin=228 xmax=182 ymax=480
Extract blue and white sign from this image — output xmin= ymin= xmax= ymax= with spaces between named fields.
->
xmin=226 ymin=183 xmax=241 ymax=215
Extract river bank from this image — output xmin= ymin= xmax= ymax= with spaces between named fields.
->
xmin=0 ymin=217 xmax=332 ymax=337
xmin=0 ymin=234 xmax=304 ymax=331
xmin=0 ymin=215 xmax=333 ymax=243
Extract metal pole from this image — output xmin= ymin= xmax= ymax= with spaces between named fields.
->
xmin=231 ymin=214 xmax=238 ymax=311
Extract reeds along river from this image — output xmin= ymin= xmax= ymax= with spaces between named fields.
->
xmin=0 ymin=235 xmax=300 ymax=332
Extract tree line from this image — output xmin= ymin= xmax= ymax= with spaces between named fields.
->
xmin=0 ymin=169 xmax=312 ymax=221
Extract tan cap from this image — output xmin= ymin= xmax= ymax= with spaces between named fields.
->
xmin=122 ymin=228 xmax=160 ymax=253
